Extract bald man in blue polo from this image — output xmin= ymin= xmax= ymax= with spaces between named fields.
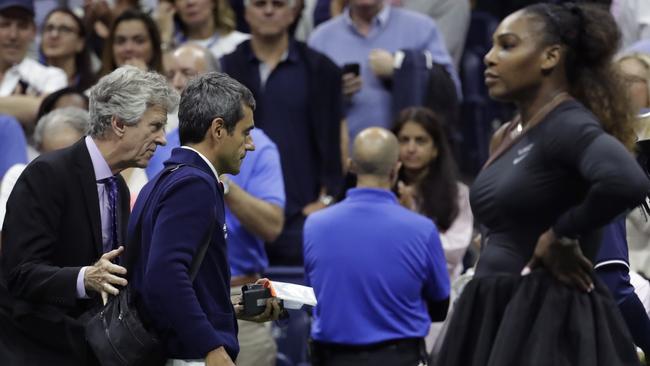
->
xmin=303 ymin=127 xmax=450 ymax=366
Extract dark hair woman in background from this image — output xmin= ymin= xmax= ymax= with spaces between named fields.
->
xmin=41 ymin=8 xmax=96 ymax=91
xmin=100 ymin=9 xmax=163 ymax=75
xmin=435 ymin=3 xmax=649 ymax=365
xmin=392 ymin=107 xmax=473 ymax=283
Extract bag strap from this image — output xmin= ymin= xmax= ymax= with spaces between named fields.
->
xmin=189 ymin=212 xmax=214 ymax=281
xmin=125 ymin=164 xmax=214 ymax=282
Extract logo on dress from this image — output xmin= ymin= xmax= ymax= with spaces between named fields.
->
xmin=223 ymin=223 xmax=228 ymax=239
xmin=513 ymin=143 xmax=534 ymax=165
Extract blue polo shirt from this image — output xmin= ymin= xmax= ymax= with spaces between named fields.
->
xmin=303 ymin=188 xmax=450 ymax=344
xmin=226 ymin=129 xmax=285 ymax=276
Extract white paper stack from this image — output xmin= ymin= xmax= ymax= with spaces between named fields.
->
xmin=271 ymin=281 xmax=317 ymax=310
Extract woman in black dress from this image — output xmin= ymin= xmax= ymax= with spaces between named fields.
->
xmin=436 ymin=3 xmax=649 ymax=366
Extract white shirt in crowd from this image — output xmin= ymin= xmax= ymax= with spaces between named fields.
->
xmin=190 ymin=31 xmax=250 ymax=59
xmin=611 ymin=0 xmax=650 ymax=50
xmin=0 ymin=58 xmax=67 ymax=97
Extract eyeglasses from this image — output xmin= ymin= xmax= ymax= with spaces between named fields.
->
xmin=43 ymin=24 xmax=78 ymax=35
xmin=246 ymin=0 xmax=292 ymax=8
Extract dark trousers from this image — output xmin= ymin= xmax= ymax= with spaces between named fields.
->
xmin=311 ymin=338 xmax=426 ymax=366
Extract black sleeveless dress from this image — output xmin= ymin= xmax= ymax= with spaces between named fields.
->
xmin=434 ymin=101 xmax=649 ymax=366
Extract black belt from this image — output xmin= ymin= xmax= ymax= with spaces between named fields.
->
xmin=313 ymin=337 xmax=422 ymax=353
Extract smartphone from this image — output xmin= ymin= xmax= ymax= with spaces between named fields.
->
xmin=342 ymin=63 xmax=360 ymax=76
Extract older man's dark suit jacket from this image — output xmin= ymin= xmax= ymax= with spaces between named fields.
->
xmin=0 ymin=138 xmax=130 ymax=365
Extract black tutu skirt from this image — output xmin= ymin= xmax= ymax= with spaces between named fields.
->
xmin=433 ymin=270 xmax=641 ymax=366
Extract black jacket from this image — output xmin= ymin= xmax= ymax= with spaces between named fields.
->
xmin=221 ymin=40 xmax=343 ymax=201
xmin=0 ymin=139 xmax=130 ymax=365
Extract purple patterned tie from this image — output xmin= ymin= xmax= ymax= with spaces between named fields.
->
xmin=99 ymin=176 xmax=119 ymax=253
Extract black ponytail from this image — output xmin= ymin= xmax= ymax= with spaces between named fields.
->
xmin=525 ymin=2 xmax=636 ymax=150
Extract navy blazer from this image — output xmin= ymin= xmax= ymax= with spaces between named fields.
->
xmin=128 ymin=148 xmax=238 ymax=360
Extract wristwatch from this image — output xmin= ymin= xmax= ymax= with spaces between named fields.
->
xmin=319 ymin=194 xmax=334 ymax=206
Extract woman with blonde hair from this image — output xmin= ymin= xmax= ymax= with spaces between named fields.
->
xmin=100 ymin=9 xmax=164 ymax=75
xmin=616 ymin=54 xmax=650 ymax=281
xmin=155 ymin=0 xmax=248 ymax=58
xmin=618 ymin=53 xmax=650 ymax=115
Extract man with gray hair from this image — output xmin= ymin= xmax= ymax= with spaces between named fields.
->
xmin=0 ymin=66 xmax=178 ymax=365
xmin=303 ymin=127 xmax=450 ymax=366
xmin=129 ymin=72 xmax=281 ymax=366
xmin=32 ymin=107 xmax=91 ymax=152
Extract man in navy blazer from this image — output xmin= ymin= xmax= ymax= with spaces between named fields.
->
xmin=129 ymin=72 xmax=282 ymax=366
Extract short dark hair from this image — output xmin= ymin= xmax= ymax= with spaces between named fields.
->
xmin=178 ymin=72 xmax=255 ymax=145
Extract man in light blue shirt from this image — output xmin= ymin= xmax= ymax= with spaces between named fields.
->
xmin=224 ymin=127 xmax=285 ymax=366
xmin=308 ymin=0 xmax=461 ymax=142
xmin=304 ymin=127 xmax=450 ymax=366
xmin=225 ymin=128 xmax=285 ymax=280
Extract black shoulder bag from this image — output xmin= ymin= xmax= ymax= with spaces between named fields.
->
xmin=85 ymin=164 xmax=214 ymax=366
